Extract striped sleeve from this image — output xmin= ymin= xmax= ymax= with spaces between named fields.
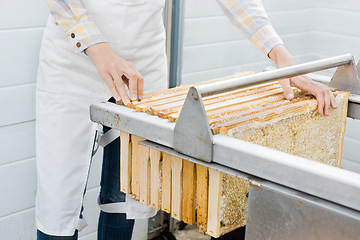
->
xmin=217 ymin=0 xmax=283 ymax=56
xmin=44 ymin=0 xmax=106 ymax=53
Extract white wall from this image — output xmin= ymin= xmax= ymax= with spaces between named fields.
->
xmin=0 ymin=1 xmax=102 ymax=239
xmin=182 ymin=0 xmax=360 ymax=80
xmin=181 ymin=0 xmax=360 ymax=173
xmin=314 ymin=0 xmax=360 ymax=173
xmin=181 ymin=0 xmax=316 ymax=84
xmin=0 ymin=1 xmax=46 ymax=239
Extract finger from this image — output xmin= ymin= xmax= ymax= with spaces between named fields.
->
xmin=102 ymin=73 xmax=121 ymax=102
xmin=116 ymin=79 xmax=131 ymax=106
xmin=126 ymin=63 xmax=143 ymax=100
xmin=137 ymin=74 xmax=144 ymax=100
xmin=110 ymin=70 xmax=130 ymax=105
xmin=122 ymin=74 xmax=129 ymax=88
xmin=315 ymin=88 xmax=325 ymax=115
xmin=127 ymin=71 xmax=138 ymax=101
xmin=278 ymin=79 xmax=294 ymax=100
xmin=312 ymin=82 xmax=337 ymax=110
xmin=330 ymin=90 xmax=337 ymax=109
xmin=323 ymin=88 xmax=331 ymax=116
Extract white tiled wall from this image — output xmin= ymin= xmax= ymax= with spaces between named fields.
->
xmin=1 ymin=0 xmax=360 ymax=239
xmin=0 ymin=1 xmax=102 ymax=239
xmin=182 ymin=0 xmax=360 ymax=80
xmin=181 ymin=0 xmax=317 ymax=84
xmin=315 ymin=2 xmax=360 ymax=172
xmin=0 ymin=1 xmax=46 ymax=239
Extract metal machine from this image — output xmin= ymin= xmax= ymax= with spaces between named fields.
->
xmin=90 ymin=54 xmax=360 ymax=239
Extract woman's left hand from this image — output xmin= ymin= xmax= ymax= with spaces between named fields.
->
xmin=269 ymin=45 xmax=337 ymax=115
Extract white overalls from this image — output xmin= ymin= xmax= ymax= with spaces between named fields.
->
xmin=36 ymin=0 xmax=167 ymax=236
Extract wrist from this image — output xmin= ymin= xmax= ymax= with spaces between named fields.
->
xmin=268 ymin=45 xmax=296 ymax=67
xmin=85 ymin=42 xmax=115 ymax=63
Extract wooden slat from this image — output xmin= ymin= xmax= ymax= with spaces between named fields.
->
xmin=167 ymin=87 xmax=285 ymax=122
xmin=126 ymin=72 xmax=255 ymax=109
xmin=150 ymin=149 xmax=162 ymax=210
xmin=161 ymin=152 xmax=172 ymax=213
xmin=171 ymin=155 xmax=183 ymax=220
xmin=131 ymin=86 xmax=190 ymax=109
xmin=139 ymin=94 xmax=187 ymax=113
xmin=217 ymin=99 xmax=317 ymax=134
xmin=182 ymin=160 xmax=196 ymax=225
xmin=206 ymin=168 xmax=223 ymax=238
xmin=131 ymin=135 xmax=143 ymax=200
xmin=205 ymin=93 xmax=284 ymax=120
xmin=120 ymin=131 xmax=132 ymax=194
xmin=139 ymin=144 xmax=150 ymax=205
xmin=124 ymin=72 xmax=257 ymax=112
xmin=154 ymin=83 xmax=282 ymax=120
xmin=208 ymin=97 xmax=297 ymax=131
xmin=337 ymin=92 xmax=351 ymax=168
xmin=196 ymin=164 xmax=209 ymax=233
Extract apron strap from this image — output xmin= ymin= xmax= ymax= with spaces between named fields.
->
xmin=76 ymin=218 xmax=88 ymax=231
xmin=98 ymin=202 xmax=127 ymax=213
xmin=91 ymin=125 xmax=120 ymax=157
xmin=97 ymin=196 xmax=127 ymax=213
xmin=97 ymin=195 xmax=158 ymax=219
xmin=99 ymin=129 xmax=120 ymax=148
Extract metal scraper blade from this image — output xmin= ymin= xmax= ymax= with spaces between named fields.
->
xmin=329 ymin=59 xmax=360 ymax=95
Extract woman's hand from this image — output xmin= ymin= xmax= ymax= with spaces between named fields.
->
xmin=85 ymin=42 xmax=143 ymax=105
xmin=269 ymin=45 xmax=337 ymax=115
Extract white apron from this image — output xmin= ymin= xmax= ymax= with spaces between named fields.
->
xmin=36 ymin=0 xmax=167 ymax=236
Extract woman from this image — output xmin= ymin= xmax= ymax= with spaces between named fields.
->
xmin=36 ymin=0 xmax=336 ymax=239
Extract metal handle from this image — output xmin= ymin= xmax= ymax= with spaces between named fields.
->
xmin=197 ymin=53 xmax=354 ymax=97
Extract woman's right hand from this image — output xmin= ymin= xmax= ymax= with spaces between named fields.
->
xmin=85 ymin=42 xmax=143 ymax=105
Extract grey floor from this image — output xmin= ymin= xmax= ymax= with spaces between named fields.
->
xmin=173 ymin=225 xmax=210 ymax=240
xmin=131 ymin=219 xmax=210 ymax=240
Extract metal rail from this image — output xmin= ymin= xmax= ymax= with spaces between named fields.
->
xmin=197 ymin=54 xmax=359 ymax=97
xmin=246 ymin=180 xmax=360 ymax=240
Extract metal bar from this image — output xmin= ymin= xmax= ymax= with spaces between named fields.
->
xmin=89 ymin=103 xmax=175 ymax=147
xmin=246 ymin=180 xmax=360 ymax=240
xmin=212 ymin=134 xmax=360 ymax=212
xmin=348 ymin=97 xmax=360 ymax=119
xmin=197 ymin=54 xmax=354 ymax=97
xmin=174 ymin=87 xmax=213 ymax=162
xmin=164 ymin=0 xmax=173 ymax=87
xmin=168 ymin=0 xmax=185 ymax=88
